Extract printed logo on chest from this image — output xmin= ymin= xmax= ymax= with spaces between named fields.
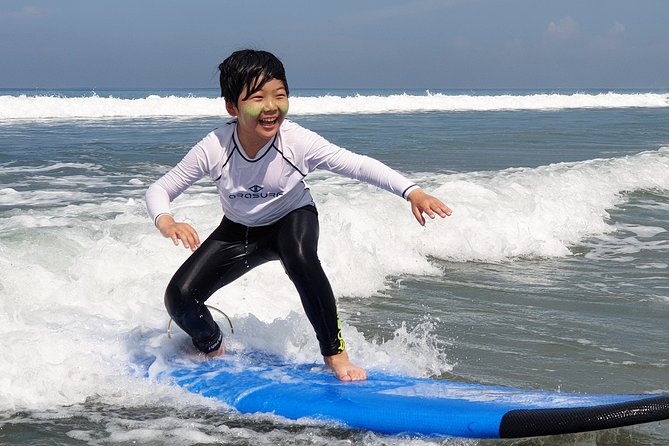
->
xmin=229 ymin=184 xmax=284 ymax=200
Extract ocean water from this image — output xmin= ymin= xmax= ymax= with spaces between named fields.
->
xmin=0 ymin=88 xmax=668 ymax=445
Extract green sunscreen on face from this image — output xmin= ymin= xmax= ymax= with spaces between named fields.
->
xmin=240 ymin=99 xmax=289 ymax=119
xmin=240 ymin=102 xmax=263 ymax=119
xmin=277 ymin=101 xmax=289 ymax=117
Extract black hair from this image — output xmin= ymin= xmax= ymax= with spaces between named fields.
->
xmin=218 ymin=49 xmax=289 ymax=106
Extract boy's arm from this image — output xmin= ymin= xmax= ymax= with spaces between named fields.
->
xmin=145 ymin=142 xmax=213 ymax=249
xmin=294 ymin=124 xmax=452 ymax=224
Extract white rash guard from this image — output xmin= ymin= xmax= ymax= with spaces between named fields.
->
xmin=145 ymin=119 xmax=419 ymax=227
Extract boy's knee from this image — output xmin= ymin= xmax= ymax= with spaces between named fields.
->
xmin=164 ymin=281 xmax=221 ymax=353
xmin=164 ymin=281 xmax=194 ymax=318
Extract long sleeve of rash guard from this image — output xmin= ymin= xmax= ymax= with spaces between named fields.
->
xmin=282 ymin=121 xmax=419 ymax=200
xmin=145 ymin=143 xmax=212 ymax=224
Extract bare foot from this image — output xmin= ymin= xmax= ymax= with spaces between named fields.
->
xmin=324 ymin=351 xmax=367 ymax=381
xmin=204 ymin=341 xmax=225 ymax=358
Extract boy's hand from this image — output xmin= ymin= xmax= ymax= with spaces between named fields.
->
xmin=156 ymin=214 xmax=201 ymax=251
xmin=407 ymin=188 xmax=452 ymax=226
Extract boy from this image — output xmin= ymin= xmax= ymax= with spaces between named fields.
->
xmin=145 ymin=49 xmax=451 ymax=381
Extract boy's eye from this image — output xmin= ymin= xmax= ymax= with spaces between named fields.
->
xmin=245 ymin=91 xmax=263 ymax=100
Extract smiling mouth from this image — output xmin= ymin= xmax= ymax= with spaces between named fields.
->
xmin=259 ymin=117 xmax=278 ymax=126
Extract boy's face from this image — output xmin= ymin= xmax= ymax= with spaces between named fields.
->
xmin=226 ymin=78 xmax=289 ymax=151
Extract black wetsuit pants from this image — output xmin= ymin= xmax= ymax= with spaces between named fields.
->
xmin=164 ymin=205 xmax=345 ymax=356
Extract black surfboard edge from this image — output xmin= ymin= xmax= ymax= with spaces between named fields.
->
xmin=499 ymin=394 xmax=669 ymax=438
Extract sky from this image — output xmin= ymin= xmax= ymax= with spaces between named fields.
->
xmin=1 ymin=0 xmax=668 ymax=90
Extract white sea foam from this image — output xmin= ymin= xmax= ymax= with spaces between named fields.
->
xmin=424 ymin=147 xmax=669 ymax=262
xmin=1 ymin=91 xmax=667 ymax=120
xmin=1 ymin=148 xmax=668 ymax=412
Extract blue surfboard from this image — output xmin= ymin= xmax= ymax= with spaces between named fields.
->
xmin=156 ymin=351 xmax=669 ymax=439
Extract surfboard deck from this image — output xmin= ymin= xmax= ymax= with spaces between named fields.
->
xmin=156 ymin=351 xmax=669 ymax=439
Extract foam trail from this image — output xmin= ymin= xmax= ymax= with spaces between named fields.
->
xmin=1 ymin=91 xmax=667 ymax=120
